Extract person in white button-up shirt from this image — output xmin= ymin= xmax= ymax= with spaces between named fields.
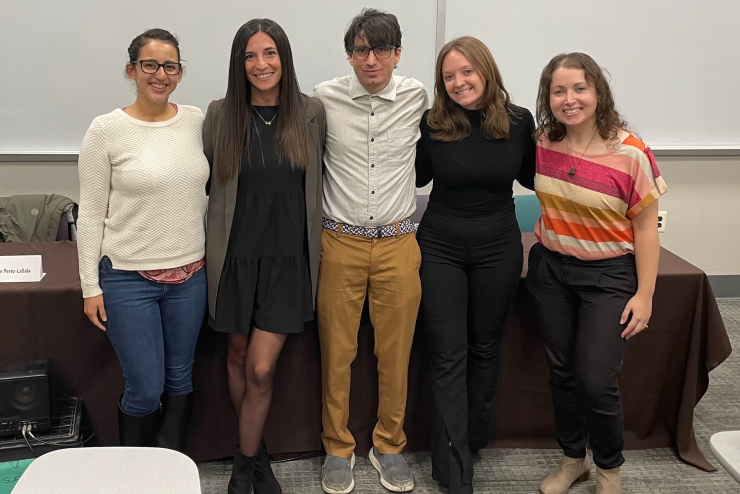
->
xmin=316 ymin=74 xmax=427 ymax=227
xmin=313 ymin=8 xmax=428 ymax=494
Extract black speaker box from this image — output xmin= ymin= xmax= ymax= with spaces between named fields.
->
xmin=0 ymin=360 xmax=51 ymax=438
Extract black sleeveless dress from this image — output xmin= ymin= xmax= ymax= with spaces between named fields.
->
xmin=213 ymin=106 xmax=313 ymax=335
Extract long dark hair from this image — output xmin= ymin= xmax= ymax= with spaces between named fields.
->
xmin=428 ymin=36 xmax=513 ymax=142
xmin=535 ymin=52 xmax=628 ymax=143
xmin=217 ymin=19 xmax=310 ymax=182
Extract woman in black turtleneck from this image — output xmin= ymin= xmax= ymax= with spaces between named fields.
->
xmin=415 ymin=36 xmax=535 ymax=494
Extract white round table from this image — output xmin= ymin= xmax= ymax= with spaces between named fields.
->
xmin=710 ymin=431 xmax=740 ymax=484
xmin=12 ymin=447 xmax=201 ymax=494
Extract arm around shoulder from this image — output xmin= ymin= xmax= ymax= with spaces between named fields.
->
xmin=415 ymin=110 xmax=434 ymax=188
xmin=203 ymin=99 xmax=224 ymax=194
xmin=312 ymin=83 xmax=326 ymax=104
xmin=307 ymin=96 xmax=327 ymax=149
xmin=413 ymin=83 xmax=430 ymax=115
xmin=516 ymin=108 xmax=537 ymax=190
xmin=203 ymin=99 xmax=224 ymax=169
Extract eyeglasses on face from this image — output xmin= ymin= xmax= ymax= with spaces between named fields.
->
xmin=349 ymin=45 xmax=397 ymax=60
xmin=133 ymin=60 xmax=182 ymax=75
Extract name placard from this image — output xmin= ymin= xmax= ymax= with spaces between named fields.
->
xmin=0 ymin=255 xmax=46 ymax=283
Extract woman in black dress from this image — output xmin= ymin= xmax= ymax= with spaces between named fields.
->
xmin=203 ymin=19 xmax=325 ymax=494
xmin=415 ymin=36 xmax=535 ymax=493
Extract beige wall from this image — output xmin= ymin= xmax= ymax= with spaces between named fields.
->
xmin=2 ymin=156 xmax=739 ymax=275
xmin=655 ymin=156 xmax=740 ymax=276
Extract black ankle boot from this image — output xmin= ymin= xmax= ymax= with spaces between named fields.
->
xmin=229 ymin=448 xmax=256 ymax=494
xmin=253 ymin=439 xmax=281 ymax=494
xmin=118 ymin=396 xmax=160 ymax=446
xmin=157 ymin=392 xmax=194 ymax=452
xmin=469 ymin=438 xmax=487 ymax=456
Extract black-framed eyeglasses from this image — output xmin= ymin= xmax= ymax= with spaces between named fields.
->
xmin=349 ymin=45 xmax=397 ymax=60
xmin=132 ymin=60 xmax=182 ymax=75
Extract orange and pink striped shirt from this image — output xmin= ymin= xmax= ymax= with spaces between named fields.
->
xmin=534 ymin=133 xmax=667 ymax=260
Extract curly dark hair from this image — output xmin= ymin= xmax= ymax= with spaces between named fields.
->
xmin=535 ymin=52 xmax=628 ymax=143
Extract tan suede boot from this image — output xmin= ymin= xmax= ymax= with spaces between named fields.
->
xmin=539 ymin=455 xmax=591 ymax=494
xmin=596 ymin=466 xmax=621 ymax=493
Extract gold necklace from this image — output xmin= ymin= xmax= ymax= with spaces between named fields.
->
xmin=565 ymin=130 xmax=598 ymax=180
xmin=252 ymin=106 xmax=280 ymax=126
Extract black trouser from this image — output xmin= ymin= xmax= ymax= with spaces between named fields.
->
xmin=525 ymin=242 xmax=637 ymax=469
xmin=417 ymin=203 xmax=523 ymax=492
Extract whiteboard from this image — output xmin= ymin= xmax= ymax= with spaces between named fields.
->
xmin=0 ymin=0 xmax=437 ymax=153
xmin=445 ymin=0 xmax=740 ymax=147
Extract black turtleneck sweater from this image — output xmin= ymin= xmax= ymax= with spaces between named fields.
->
xmin=415 ymin=105 xmax=536 ymax=214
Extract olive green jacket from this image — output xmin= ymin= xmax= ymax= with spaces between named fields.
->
xmin=203 ymin=95 xmax=326 ymax=320
xmin=0 ymin=194 xmax=76 ymax=243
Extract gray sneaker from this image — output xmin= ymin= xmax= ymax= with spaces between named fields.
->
xmin=321 ymin=453 xmax=355 ymax=494
xmin=369 ymin=447 xmax=415 ymax=492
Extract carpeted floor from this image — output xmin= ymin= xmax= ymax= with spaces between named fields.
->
xmin=197 ymin=298 xmax=740 ymax=493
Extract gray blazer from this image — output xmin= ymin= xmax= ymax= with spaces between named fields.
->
xmin=203 ymin=95 xmax=326 ymax=321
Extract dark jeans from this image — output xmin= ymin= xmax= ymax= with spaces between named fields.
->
xmin=525 ymin=242 xmax=636 ymax=469
xmin=417 ymin=203 xmax=522 ymax=491
xmin=99 ymin=257 xmax=207 ymax=416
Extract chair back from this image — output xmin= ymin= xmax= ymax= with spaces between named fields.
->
xmin=514 ymin=194 xmax=541 ymax=233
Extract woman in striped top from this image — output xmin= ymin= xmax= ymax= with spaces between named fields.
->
xmin=526 ymin=53 xmax=667 ymax=494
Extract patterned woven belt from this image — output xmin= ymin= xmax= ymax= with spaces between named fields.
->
xmin=322 ymin=217 xmax=416 ymax=239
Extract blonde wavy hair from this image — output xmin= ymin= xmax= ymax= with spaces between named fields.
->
xmin=428 ymin=36 xmax=515 ymax=142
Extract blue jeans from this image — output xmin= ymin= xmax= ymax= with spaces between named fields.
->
xmin=99 ymin=256 xmax=207 ymax=416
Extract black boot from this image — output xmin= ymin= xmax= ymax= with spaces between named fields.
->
xmin=118 ymin=396 xmax=159 ymax=446
xmin=229 ymin=448 xmax=256 ymax=494
xmin=253 ymin=439 xmax=281 ymax=494
xmin=157 ymin=392 xmax=194 ymax=452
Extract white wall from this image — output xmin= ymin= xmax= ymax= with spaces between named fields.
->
xmin=1 ymin=0 xmax=438 ymax=152
xmin=444 ymin=0 xmax=740 ymax=147
xmin=2 ymin=156 xmax=739 ymax=275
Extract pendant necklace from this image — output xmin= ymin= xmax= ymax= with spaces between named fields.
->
xmin=565 ymin=130 xmax=598 ymax=180
xmin=252 ymin=106 xmax=280 ymax=126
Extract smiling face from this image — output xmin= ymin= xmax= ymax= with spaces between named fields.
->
xmin=348 ymin=31 xmax=400 ymax=94
xmin=245 ymin=31 xmax=282 ymax=104
xmin=126 ymin=40 xmax=181 ymax=105
xmin=549 ymin=67 xmax=598 ymax=132
xmin=441 ymin=49 xmax=486 ymax=110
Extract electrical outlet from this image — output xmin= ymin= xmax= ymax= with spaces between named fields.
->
xmin=657 ymin=211 xmax=667 ymax=233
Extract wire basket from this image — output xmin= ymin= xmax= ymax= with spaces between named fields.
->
xmin=0 ymin=398 xmax=89 ymax=461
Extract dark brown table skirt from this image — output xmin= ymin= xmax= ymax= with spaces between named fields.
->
xmin=0 ymin=235 xmax=730 ymax=471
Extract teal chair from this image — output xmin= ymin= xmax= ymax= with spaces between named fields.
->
xmin=514 ymin=194 xmax=541 ymax=233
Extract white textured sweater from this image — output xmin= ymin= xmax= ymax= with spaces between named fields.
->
xmin=77 ymin=104 xmax=209 ymax=298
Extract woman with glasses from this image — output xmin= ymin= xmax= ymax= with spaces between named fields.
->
xmin=77 ymin=28 xmax=208 ymax=450
xmin=414 ymin=36 xmax=535 ymax=493
xmin=203 ymin=19 xmax=325 ymax=494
